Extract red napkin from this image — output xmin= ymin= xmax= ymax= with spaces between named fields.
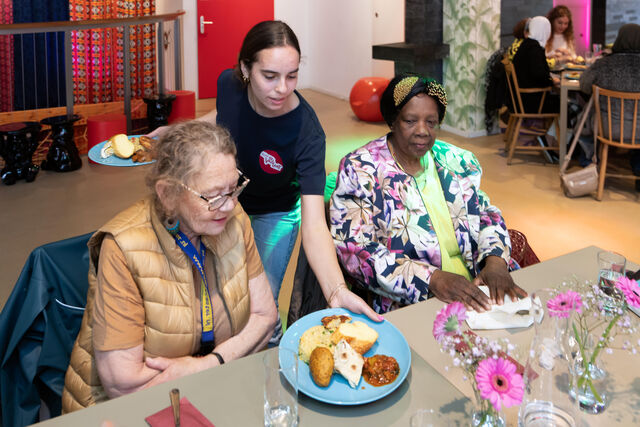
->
xmin=145 ymin=397 xmax=215 ymax=427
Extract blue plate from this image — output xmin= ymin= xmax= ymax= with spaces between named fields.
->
xmin=279 ymin=308 xmax=411 ymax=405
xmin=88 ymin=135 xmax=155 ymax=166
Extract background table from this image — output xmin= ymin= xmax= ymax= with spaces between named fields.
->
xmin=34 ymin=246 xmax=639 ymax=426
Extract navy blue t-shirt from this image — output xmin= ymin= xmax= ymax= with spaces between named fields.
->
xmin=216 ymin=69 xmax=326 ymax=215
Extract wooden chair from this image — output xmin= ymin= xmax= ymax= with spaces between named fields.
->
xmin=593 ymin=85 xmax=640 ymax=200
xmin=502 ymin=57 xmax=560 ymax=165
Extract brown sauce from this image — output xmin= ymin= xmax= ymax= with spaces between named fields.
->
xmin=362 ymin=354 xmax=399 ymax=386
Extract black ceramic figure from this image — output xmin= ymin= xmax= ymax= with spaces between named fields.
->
xmin=40 ymin=114 xmax=82 ymax=172
xmin=143 ymin=93 xmax=176 ymax=131
xmin=0 ymin=122 xmax=42 ymax=185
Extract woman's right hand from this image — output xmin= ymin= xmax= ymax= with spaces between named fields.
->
xmin=429 ymin=270 xmax=491 ymax=312
xmin=330 ymin=286 xmax=384 ymax=322
xmin=146 ymin=125 xmax=169 ymax=138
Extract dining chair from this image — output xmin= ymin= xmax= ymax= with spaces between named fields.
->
xmin=0 ymin=232 xmax=92 ymax=426
xmin=502 ymin=57 xmax=560 ymax=165
xmin=593 ymin=85 xmax=640 ymax=200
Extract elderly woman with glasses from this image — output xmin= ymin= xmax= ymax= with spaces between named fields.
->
xmin=61 ymin=121 xmax=277 ymax=412
xmin=330 ymin=75 xmax=527 ymax=314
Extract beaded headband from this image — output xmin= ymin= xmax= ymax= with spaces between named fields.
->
xmin=392 ymin=76 xmax=448 ymax=112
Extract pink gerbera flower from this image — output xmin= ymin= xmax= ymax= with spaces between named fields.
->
xmin=547 ymin=290 xmax=583 ymax=318
xmin=475 ymin=357 xmax=524 ymax=411
xmin=616 ymin=276 xmax=640 ymax=308
xmin=433 ymin=302 xmax=467 ymax=342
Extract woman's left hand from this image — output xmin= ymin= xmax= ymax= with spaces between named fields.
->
xmin=476 ymin=256 xmax=527 ymax=305
xmin=331 ymin=287 xmax=384 ymax=322
xmin=144 ymin=355 xmax=218 ymax=387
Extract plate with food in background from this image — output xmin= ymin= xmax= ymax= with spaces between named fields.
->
xmin=279 ymin=308 xmax=411 ymax=405
xmin=88 ymin=134 xmax=156 ymax=166
xmin=565 ymin=71 xmax=582 ymax=80
xmin=565 ymin=63 xmax=587 ymax=71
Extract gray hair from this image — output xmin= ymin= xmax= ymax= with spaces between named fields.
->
xmin=146 ymin=120 xmax=237 ymax=218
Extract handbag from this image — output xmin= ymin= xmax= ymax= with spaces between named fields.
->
xmin=561 ymin=163 xmax=598 ymax=197
xmin=560 ymin=95 xmax=598 ymax=198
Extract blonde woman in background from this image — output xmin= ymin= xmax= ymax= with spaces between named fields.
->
xmin=546 ymin=5 xmax=576 ymax=61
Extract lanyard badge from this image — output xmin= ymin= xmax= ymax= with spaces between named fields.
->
xmin=173 ymin=232 xmax=215 ymax=345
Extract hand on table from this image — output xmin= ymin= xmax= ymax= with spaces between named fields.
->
xmin=330 ymin=286 xmax=383 ymax=322
xmin=476 ymin=255 xmax=527 ymax=305
xmin=429 ymin=270 xmax=491 ymax=312
xmin=145 ymin=125 xmax=169 ymax=138
xmin=144 ymin=354 xmax=219 ymax=388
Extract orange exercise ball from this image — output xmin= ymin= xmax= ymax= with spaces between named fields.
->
xmin=349 ymin=77 xmax=390 ymax=122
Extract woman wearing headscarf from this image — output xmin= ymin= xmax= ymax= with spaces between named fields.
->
xmin=579 ymin=23 xmax=640 ymax=181
xmin=512 ymin=16 xmax=560 ymax=113
xmin=329 ymin=75 xmax=527 ymax=314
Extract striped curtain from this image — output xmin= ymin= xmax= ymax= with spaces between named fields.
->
xmin=0 ymin=0 xmax=13 ymax=112
xmin=69 ymin=0 xmax=156 ymax=104
xmin=114 ymin=0 xmax=156 ymax=99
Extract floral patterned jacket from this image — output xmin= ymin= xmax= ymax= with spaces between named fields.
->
xmin=329 ymin=135 xmax=517 ymax=313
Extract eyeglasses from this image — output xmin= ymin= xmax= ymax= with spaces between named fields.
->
xmin=180 ymin=169 xmax=250 ymax=211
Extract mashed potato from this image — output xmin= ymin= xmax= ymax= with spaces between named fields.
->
xmin=298 ymin=325 xmax=333 ymax=363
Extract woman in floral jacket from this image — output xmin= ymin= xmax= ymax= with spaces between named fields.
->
xmin=330 ymin=74 xmax=527 ymax=313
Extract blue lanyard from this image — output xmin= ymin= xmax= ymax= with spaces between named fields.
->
xmin=173 ymin=231 xmax=215 ymax=344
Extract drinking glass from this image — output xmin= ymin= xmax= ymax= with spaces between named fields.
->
xmin=585 ymin=51 xmax=595 ymax=65
xmin=592 ymin=43 xmax=602 ymax=56
xmin=264 ymin=348 xmax=298 ymax=427
xmin=410 ymin=409 xmax=446 ymax=427
xmin=597 ymin=251 xmax=626 ymax=311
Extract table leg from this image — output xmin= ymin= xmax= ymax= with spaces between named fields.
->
xmin=559 ymin=84 xmax=568 ymax=168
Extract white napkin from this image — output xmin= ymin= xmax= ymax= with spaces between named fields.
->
xmin=465 ymin=286 xmax=537 ymax=330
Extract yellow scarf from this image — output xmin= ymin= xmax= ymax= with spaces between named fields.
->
xmin=414 ymin=152 xmax=471 ymax=279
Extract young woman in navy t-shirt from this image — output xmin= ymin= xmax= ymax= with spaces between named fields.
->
xmin=172 ymin=21 xmax=380 ymax=343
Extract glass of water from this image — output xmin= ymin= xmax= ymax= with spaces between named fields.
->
xmin=410 ymin=409 xmax=447 ymax=426
xmin=597 ymin=251 xmax=626 ymax=310
xmin=264 ymin=348 xmax=298 ymax=427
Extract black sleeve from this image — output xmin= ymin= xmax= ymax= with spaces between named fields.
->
xmin=514 ymin=41 xmax=553 ymax=89
xmin=295 ymin=106 xmax=326 ymax=196
xmin=528 ymin=44 xmax=554 ymax=88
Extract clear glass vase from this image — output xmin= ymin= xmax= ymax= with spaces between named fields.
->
xmin=518 ymin=289 xmax=578 ymax=427
xmin=564 ymin=319 xmax=610 ymax=414
xmin=471 ymin=388 xmax=505 ymax=427
xmin=572 ymin=359 xmax=608 ymax=414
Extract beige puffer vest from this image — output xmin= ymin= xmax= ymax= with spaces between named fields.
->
xmin=61 ymin=198 xmax=251 ymax=412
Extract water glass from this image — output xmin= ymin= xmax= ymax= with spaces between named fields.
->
xmin=585 ymin=51 xmax=595 ymax=65
xmin=598 ymin=251 xmax=626 ymax=289
xmin=410 ymin=409 xmax=446 ymax=427
xmin=597 ymin=251 xmax=626 ymax=310
xmin=264 ymin=348 xmax=298 ymax=427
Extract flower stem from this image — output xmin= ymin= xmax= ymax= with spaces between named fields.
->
xmin=573 ymin=314 xmax=620 ymax=404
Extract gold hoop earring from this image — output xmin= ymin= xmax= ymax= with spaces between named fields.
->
xmin=242 ymin=74 xmax=249 ymax=84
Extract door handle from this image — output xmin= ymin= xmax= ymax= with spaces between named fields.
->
xmin=200 ymin=15 xmax=213 ymax=34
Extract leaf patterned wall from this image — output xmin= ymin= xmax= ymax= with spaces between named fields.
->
xmin=443 ymin=0 xmax=500 ymax=133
